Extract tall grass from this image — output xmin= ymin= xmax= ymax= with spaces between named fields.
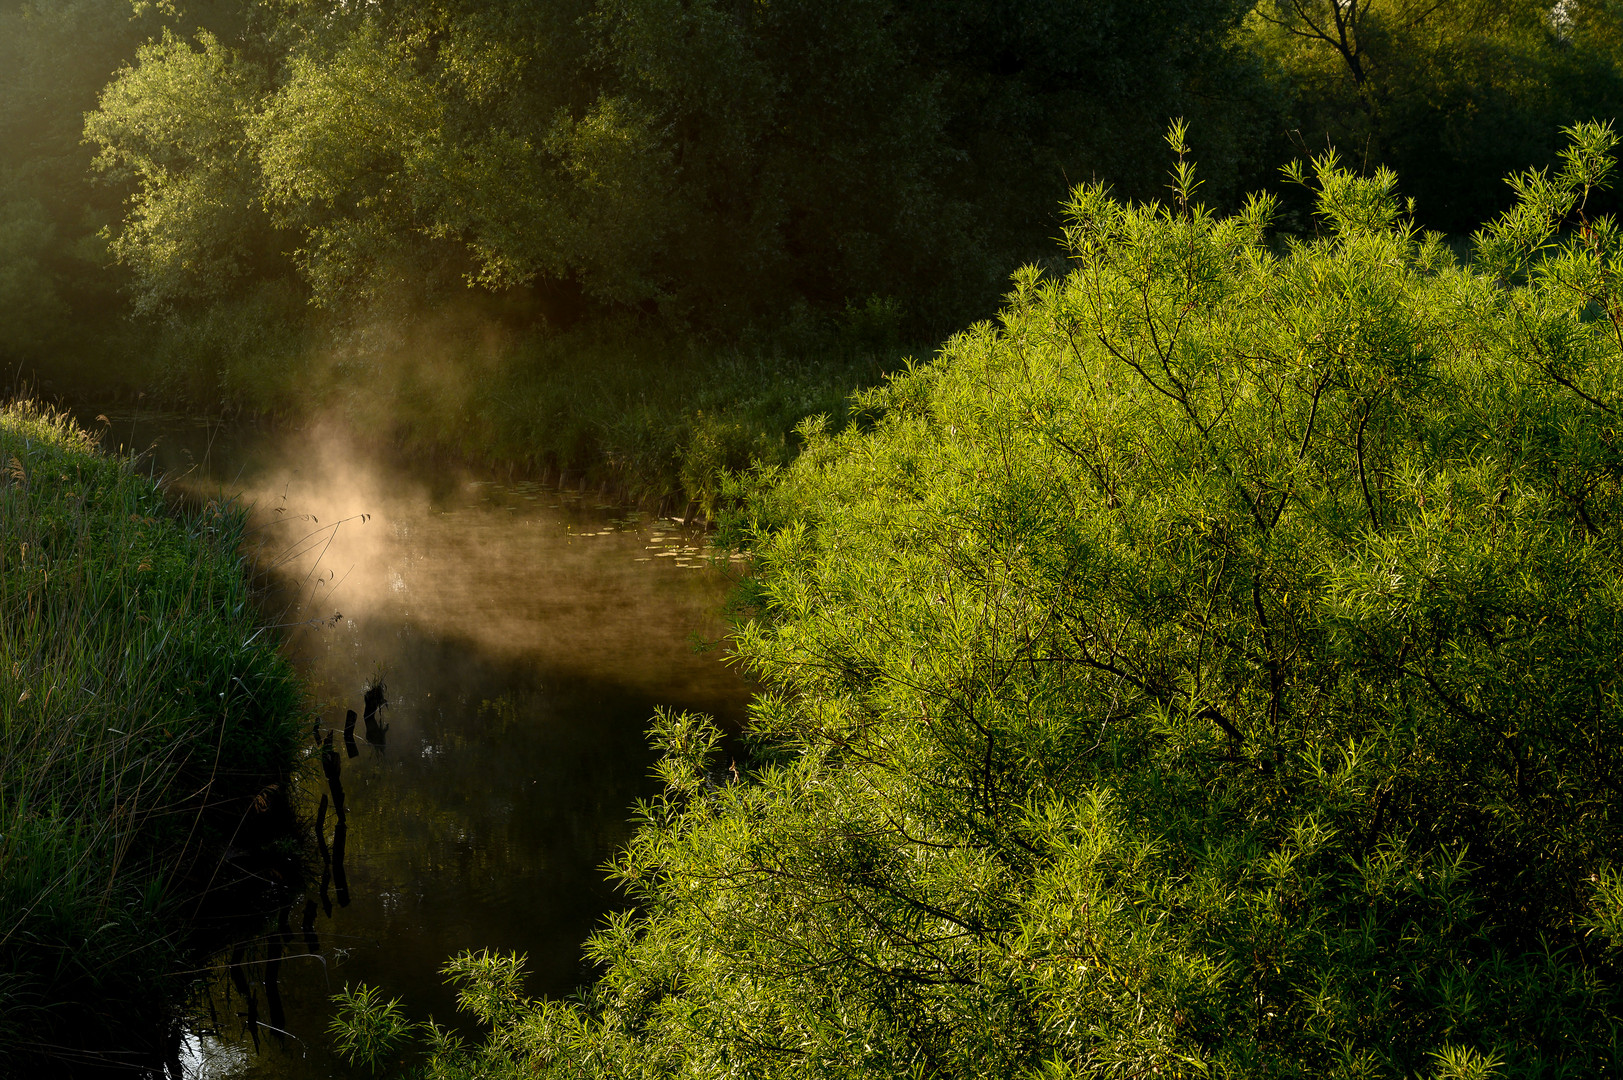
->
xmin=0 ymin=399 xmax=304 ymax=1071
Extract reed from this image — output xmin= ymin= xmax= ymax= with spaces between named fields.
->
xmin=0 ymin=399 xmax=304 ymax=1071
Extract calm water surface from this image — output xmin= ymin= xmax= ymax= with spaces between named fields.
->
xmin=95 ymin=411 xmax=752 ymax=1078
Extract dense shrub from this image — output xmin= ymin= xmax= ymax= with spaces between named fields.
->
xmin=338 ymin=125 xmax=1623 ymax=1077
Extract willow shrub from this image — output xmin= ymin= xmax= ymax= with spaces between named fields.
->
xmin=337 ymin=124 xmax=1623 ymax=1078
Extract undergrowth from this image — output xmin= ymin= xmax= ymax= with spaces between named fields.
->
xmin=420 ymin=328 xmax=902 ymax=518
xmin=38 ymin=304 xmax=909 ymax=520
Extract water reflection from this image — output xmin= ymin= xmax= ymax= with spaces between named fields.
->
xmin=88 ymin=410 xmax=752 ymax=1079
xmin=362 ymin=686 xmax=389 ymax=748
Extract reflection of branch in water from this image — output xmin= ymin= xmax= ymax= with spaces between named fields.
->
xmin=301 ymin=900 xmax=320 ymax=962
xmin=234 ymin=692 xmax=370 ymax=1054
xmin=225 ymin=940 xmax=259 ymax=1053
xmin=363 ymin=681 xmax=389 ymax=749
xmin=314 ymin=793 xmax=329 ymax=861
xmin=226 ymin=941 xmax=250 ymax=1000
xmin=243 ymin=988 xmax=259 ymax=1054
xmin=264 ymin=907 xmax=289 ymax=1040
xmin=164 ymin=1019 xmax=183 ymax=1079
xmin=183 ymin=855 xmax=335 ymax=1060
xmin=320 ymin=732 xmax=345 ymax=819
xmin=332 ymin=817 xmax=351 ymax=908
xmin=315 ymin=788 xmax=335 ymax=917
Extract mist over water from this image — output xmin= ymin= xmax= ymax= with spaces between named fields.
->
xmin=94 ymin=410 xmax=752 ymax=1079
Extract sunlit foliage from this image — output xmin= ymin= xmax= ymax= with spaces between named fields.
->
xmin=339 ymin=125 xmax=1623 ymax=1077
xmin=86 ymin=27 xmax=275 ymax=312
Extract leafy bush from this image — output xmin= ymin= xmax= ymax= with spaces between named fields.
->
xmin=342 ymin=124 xmax=1623 ymax=1076
xmin=330 ymin=983 xmax=414 ymax=1073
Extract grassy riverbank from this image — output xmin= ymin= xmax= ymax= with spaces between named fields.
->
xmin=0 ymin=400 xmax=305 ymax=1071
xmin=351 ymin=322 xmax=906 ymax=519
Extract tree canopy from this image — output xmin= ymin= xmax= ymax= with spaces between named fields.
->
xmin=1251 ymin=0 xmax=1623 ymax=230
xmin=76 ymin=0 xmax=1262 ymax=330
xmin=0 ymin=0 xmax=1612 ymax=367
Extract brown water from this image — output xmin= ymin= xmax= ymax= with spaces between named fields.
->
xmin=94 ymin=411 xmax=752 ymax=1078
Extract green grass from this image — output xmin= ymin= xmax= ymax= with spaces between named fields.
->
xmin=0 ymin=399 xmax=305 ymax=1069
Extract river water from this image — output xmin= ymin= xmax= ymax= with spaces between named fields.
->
xmin=94 ymin=410 xmax=753 ymax=1078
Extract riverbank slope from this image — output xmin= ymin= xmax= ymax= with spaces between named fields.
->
xmin=0 ymin=400 xmax=305 ymax=1073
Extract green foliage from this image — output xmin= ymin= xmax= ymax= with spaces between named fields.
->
xmin=0 ymin=399 xmax=305 ymax=1067
xmin=330 ymin=983 xmax=414 ymax=1072
xmin=1246 ymin=0 xmax=1623 ymax=232
xmin=86 ymin=26 xmax=280 ymax=313
xmin=355 ymin=126 xmax=1623 ymax=1077
xmin=83 ymin=0 xmax=1257 ymax=332
xmin=267 ymin=312 xmax=902 ymax=516
xmin=5 ymin=0 xmax=1622 ymax=406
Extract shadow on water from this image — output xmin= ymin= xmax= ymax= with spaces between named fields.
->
xmin=65 ymin=408 xmax=754 ymax=1078
xmin=173 ymin=644 xmax=737 ymax=1079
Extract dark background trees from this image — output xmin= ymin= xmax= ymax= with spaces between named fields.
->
xmin=4 ymin=0 xmax=1619 ymax=384
xmin=1252 ymin=0 xmax=1623 ymax=230
xmin=78 ymin=0 xmax=1260 ymax=334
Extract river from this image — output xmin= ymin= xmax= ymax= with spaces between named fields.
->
xmin=93 ymin=409 xmax=753 ymax=1078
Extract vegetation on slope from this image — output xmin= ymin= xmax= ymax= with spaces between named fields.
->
xmin=85 ymin=307 xmax=909 ymax=521
xmin=336 ymin=125 xmax=1623 ymax=1077
xmin=0 ymin=400 xmax=304 ymax=1070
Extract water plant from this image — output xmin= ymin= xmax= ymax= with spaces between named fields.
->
xmin=0 ymin=399 xmax=305 ymax=1070
xmin=329 ymin=983 xmax=413 ymax=1072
